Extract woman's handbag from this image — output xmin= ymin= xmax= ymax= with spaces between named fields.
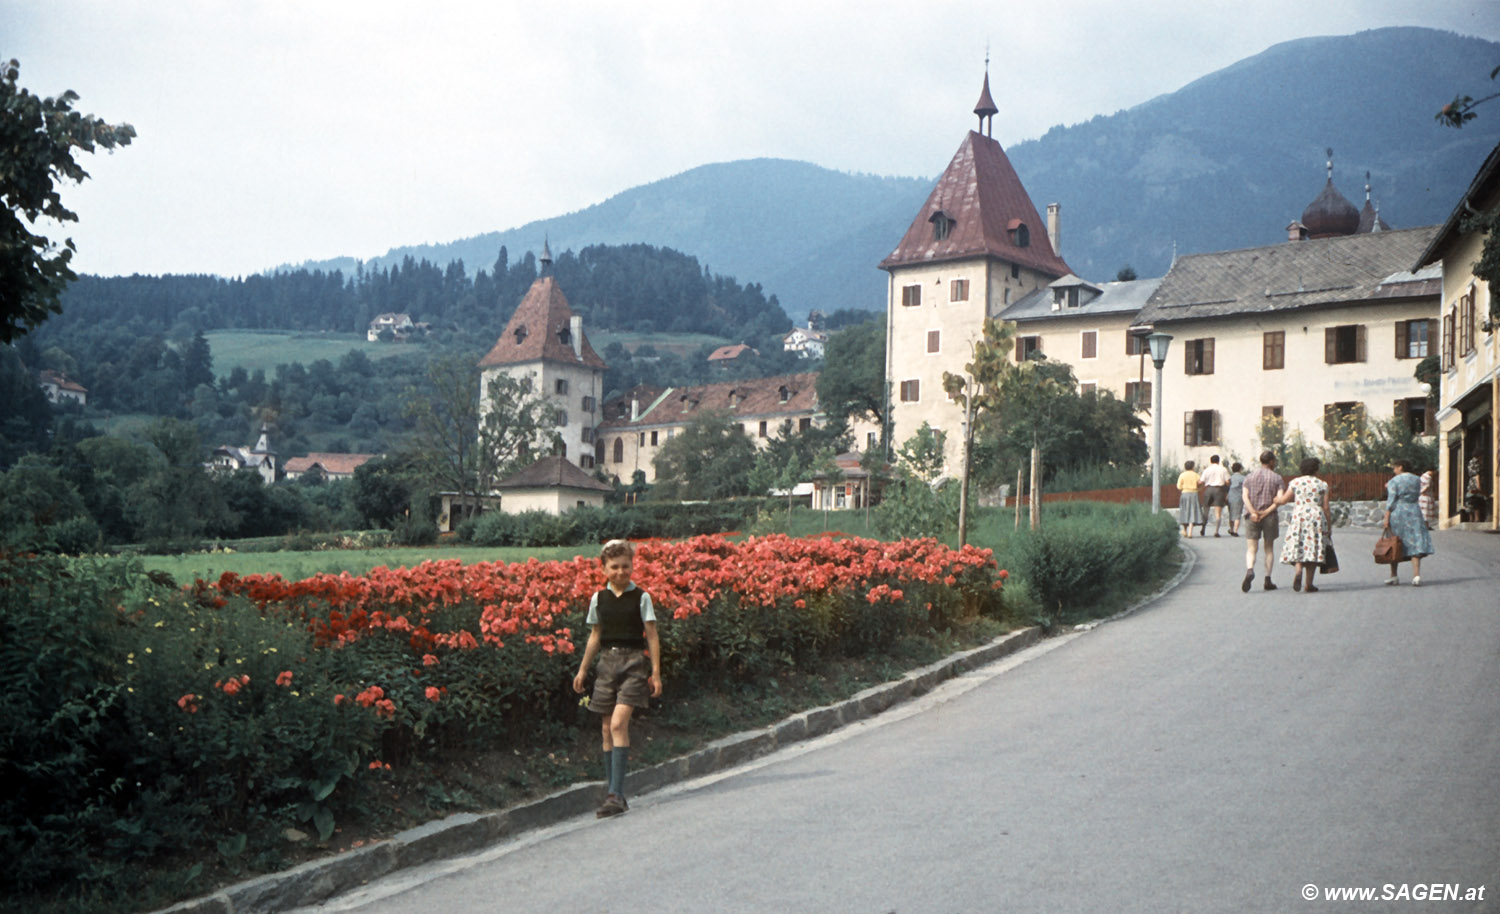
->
xmin=1320 ymin=538 xmax=1339 ymax=575
xmin=1373 ymin=527 xmax=1404 ymax=565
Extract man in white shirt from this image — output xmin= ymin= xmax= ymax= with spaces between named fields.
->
xmin=1199 ymin=454 xmax=1232 ymax=537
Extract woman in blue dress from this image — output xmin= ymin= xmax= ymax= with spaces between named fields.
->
xmin=1382 ymin=458 xmax=1433 ymax=586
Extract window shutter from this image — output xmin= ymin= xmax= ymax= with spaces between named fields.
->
xmin=1203 ymin=338 xmax=1214 ymax=374
xmin=1394 ymin=399 xmax=1405 ymax=421
xmin=1325 ymin=328 xmax=1336 ymax=364
xmin=1184 ymin=344 xmax=1194 ymax=375
xmin=1395 ymin=322 xmax=1408 ymax=359
xmin=1016 ymin=338 xmax=1024 ymax=362
xmin=1211 ymin=410 xmax=1221 ymax=445
xmin=1424 ymin=399 xmax=1435 ymax=434
xmin=1184 ymin=412 xmax=1194 ymax=446
xmin=1356 ymin=325 xmax=1366 ymax=362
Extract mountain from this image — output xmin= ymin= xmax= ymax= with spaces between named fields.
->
xmin=287 ymin=26 xmax=1500 ymax=316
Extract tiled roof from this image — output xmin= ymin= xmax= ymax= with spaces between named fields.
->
xmin=880 ymin=131 xmax=1072 ymax=278
xmin=1132 ymin=226 xmax=1440 ymax=327
xmin=38 ymin=370 xmax=87 ymax=393
xmin=494 ymin=455 xmax=612 ymax=492
xmin=597 ymin=372 xmax=819 ymax=430
xmin=1000 ymin=277 xmax=1164 ymax=322
xmin=707 ymin=343 xmax=756 ymax=361
xmin=284 ymin=453 xmax=379 ymax=475
xmin=477 ymin=275 xmax=607 ymax=370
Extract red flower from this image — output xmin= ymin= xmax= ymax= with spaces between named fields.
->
xmin=422 ymin=653 xmax=439 ymax=666
xmin=276 ymin=670 xmax=293 ymax=687
xmin=425 ymin=686 xmax=441 ymax=702
xmin=176 ymin=693 xmax=200 ymax=713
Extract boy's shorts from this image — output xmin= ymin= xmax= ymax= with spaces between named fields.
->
xmin=590 ymin=647 xmax=651 ymax=713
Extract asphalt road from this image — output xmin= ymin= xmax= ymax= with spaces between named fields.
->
xmin=294 ymin=526 xmax=1500 ymax=914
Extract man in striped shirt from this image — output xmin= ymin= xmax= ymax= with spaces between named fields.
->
xmin=1241 ymin=450 xmax=1287 ymax=593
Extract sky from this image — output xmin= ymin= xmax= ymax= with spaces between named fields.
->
xmin=6 ymin=0 xmax=1500 ymax=279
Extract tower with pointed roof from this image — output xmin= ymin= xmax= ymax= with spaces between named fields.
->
xmin=478 ymin=244 xmax=608 ymax=471
xmin=881 ymin=70 xmax=1073 ymax=471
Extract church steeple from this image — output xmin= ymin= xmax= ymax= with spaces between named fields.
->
xmin=973 ymin=59 xmax=998 ymax=137
xmin=539 ymin=237 xmax=553 ymax=275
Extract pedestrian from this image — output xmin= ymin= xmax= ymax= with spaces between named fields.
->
xmin=1273 ymin=456 xmax=1330 ymax=593
xmin=1418 ymin=468 xmax=1437 ymax=530
xmin=1382 ymin=458 xmax=1434 ymax=586
xmin=1241 ymin=450 xmax=1287 ymax=593
xmin=1177 ymin=460 xmax=1204 ymax=537
xmin=572 ymin=539 xmax=663 ymax=817
xmin=1200 ymin=454 xmax=1231 ymax=536
xmin=1226 ymin=461 xmax=1246 ymax=537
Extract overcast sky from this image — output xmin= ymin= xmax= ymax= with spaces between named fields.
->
xmin=6 ymin=0 xmax=1499 ymax=278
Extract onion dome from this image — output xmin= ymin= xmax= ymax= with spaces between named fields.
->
xmin=1300 ymin=149 xmax=1359 ymax=238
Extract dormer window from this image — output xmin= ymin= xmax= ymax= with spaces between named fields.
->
xmin=557 ymin=325 xmax=571 ymax=346
xmin=778 ymin=385 xmax=790 ymax=403
xmin=514 ymin=324 xmax=528 ymax=344
xmin=930 ymin=211 xmax=953 ymax=242
xmin=1007 ymin=219 xmax=1030 ymax=248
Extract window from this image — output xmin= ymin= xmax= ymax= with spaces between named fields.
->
xmin=555 ymin=409 xmax=568 ymax=427
xmin=867 ymin=431 xmax=879 ymax=450
xmin=1262 ymin=405 xmax=1283 ymax=420
xmin=899 ymin=379 xmax=920 ymax=402
xmin=778 ymin=385 xmax=790 ymax=402
xmin=1396 ymin=319 xmax=1434 ymax=359
xmin=638 ymin=432 xmax=645 ymax=446
xmin=1263 ymin=331 xmax=1285 ymax=370
xmin=950 ymin=278 xmax=969 ymax=302
xmin=799 ymin=417 xmax=812 ymax=432
xmin=580 ymin=456 xmax=594 ymax=469
xmin=612 ymin=438 xmax=624 ymax=463
xmin=555 ymin=378 xmax=569 ymax=395
xmin=1015 ymin=335 xmax=1041 ymax=362
xmin=1396 ymin=397 xmax=1432 ymax=436
xmin=902 ymin=284 xmax=922 ymax=307
xmin=1322 ymin=402 xmax=1364 ymax=440
xmin=931 ymin=211 xmax=952 ymax=241
xmin=650 ymin=430 xmax=659 ymax=446
xmin=1125 ymin=381 xmax=1151 ymax=409
xmin=1126 ymin=334 xmax=1147 ymax=356
xmin=1008 ymin=222 xmax=1030 ymax=247
xmin=927 ymin=330 xmax=941 ymax=353
xmin=1080 ymin=382 xmax=1097 ymax=396
xmin=1324 ymin=325 xmax=1366 ymax=364
xmin=758 ymin=420 xmax=768 ymax=438
xmin=1184 ymin=338 xmax=1214 ymax=375
xmin=1459 ymin=290 xmax=1476 ymax=356
xmin=1010 ymin=264 xmax=1020 ymax=279
xmin=581 ymin=395 xmax=596 ymax=413
xmin=581 ymin=428 xmax=594 ymax=444
xmin=1184 ymin=410 xmax=1219 ymax=446
xmin=1080 ymin=330 xmax=1097 ymax=359
xmin=1443 ymin=308 xmax=1457 ymax=370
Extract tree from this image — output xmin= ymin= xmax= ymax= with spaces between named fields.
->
xmin=1 ymin=59 xmax=135 ymax=342
xmin=1116 ymin=265 xmax=1138 ymax=281
xmin=402 ymin=356 xmax=557 ymax=524
xmin=1438 ymin=63 xmax=1500 ymax=325
xmin=874 ymin=423 xmax=958 ymax=539
xmin=1437 ymin=64 xmax=1500 ymax=128
xmin=651 ymin=410 xmax=758 ymax=501
xmin=816 ymin=320 xmax=886 ymax=427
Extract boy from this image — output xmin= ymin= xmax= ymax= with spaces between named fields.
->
xmin=1241 ymin=450 xmax=1286 ymax=593
xmin=572 ymin=539 xmax=662 ymax=817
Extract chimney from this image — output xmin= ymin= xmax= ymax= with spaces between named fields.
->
xmin=1046 ymin=203 xmax=1061 ymax=255
xmin=631 ymin=398 xmax=639 ymax=421
xmin=569 ymin=315 xmax=583 ymax=359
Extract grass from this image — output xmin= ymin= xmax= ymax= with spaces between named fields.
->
xmin=205 ymin=330 xmax=411 ymax=378
xmin=140 ymin=543 xmax=596 ymax=584
xmin=590 ymin=329 xmax=732 ymax=356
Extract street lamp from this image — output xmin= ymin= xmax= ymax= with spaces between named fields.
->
xmin=1146 ymin=332 xmax=1173 ymax=514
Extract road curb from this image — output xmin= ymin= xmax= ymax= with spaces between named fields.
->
xmin=155 ymin=625 xmax=1049 ymax=914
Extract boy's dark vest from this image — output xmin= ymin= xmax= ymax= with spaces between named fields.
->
xmin=595 ymin=587 xmax=647 ymax=649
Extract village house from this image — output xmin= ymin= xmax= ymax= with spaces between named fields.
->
xmin=366 ymin=312 xmax=414 ymax=342
xmin=707 ymin=342 xmax=759 ymax=368
xmin=38 ymin=369 xmax=87 ymax=406
xmin=1415 ymin=139 xmax=1498 ymax=530
xmin=476 ymin=242 xmax=607 ymax=471
xmin=882 ymin=70 xmax=1073 ymax=473
xmin=783 ymin=325 xmax=828 ymax=359
xmin=209 ymin=425 xmax=277 ymax=485
xmin=282 ymin=452 xmax=380 ymax=482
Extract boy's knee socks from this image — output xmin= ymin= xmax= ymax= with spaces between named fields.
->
xmin=602 ymin=751 xmax=612 ymax=789
xmin=609 ymin=746 xmax=629 ymax=798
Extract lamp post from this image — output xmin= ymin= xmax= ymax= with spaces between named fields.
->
xmin=1146 ymin=332 xmax=1173 ymax=514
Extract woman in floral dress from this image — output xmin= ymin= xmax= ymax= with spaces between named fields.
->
xmin=1384 ymin=459 xmax=1434 ymax=586
xmin=1274 ymin=456 xmax=1330 ymax=593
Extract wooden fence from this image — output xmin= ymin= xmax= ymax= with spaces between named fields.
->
xmin=1003 ymin=471 xmax=1392 ymax=509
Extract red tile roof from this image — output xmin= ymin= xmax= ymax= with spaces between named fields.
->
xmin=477 ymin=275 xmax=606 ymax=370
xmin=284 ymin=453 xmax=380 ymax=476
xmin=597 ymin=372 xmax=819 ymax=430
xmin=707 ymin=343 xmax=757 ymax=361
xmin=881 ymin=131 xmax=1072 ymax=279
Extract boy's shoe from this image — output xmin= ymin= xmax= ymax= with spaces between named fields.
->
xmin=1263 ymin=576 xmax=1278 ymax=591
xmin=1241 ymin=570 xmax=1254 ymax=593
xmin=596 ymin=794 xmax=627 ymax=818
